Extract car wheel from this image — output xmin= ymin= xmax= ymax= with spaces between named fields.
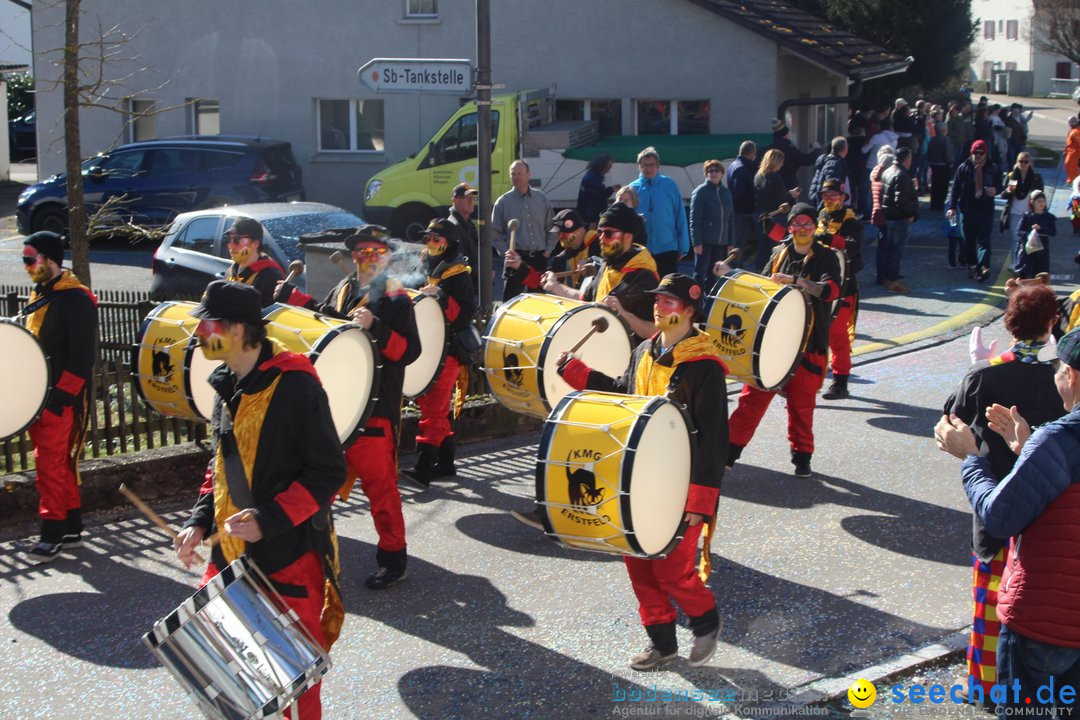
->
xmin=32 ymin=205 xmax=67 ymax=236
xmin=393 ymin=204 xmax=440 ymax=244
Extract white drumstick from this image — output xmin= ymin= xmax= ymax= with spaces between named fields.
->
xmin=329 ymin=251 xmax=353 ymax=276
xmin=507 ymin=218 xmax=520 ymax=255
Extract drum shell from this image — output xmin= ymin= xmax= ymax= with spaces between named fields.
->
xmin=133 ymin=301 xmax=220 ymax=422
xmin=483 ymin=293 xmax=632 ymax=420
xmin=402 ymin=289 xmax=447 ymax=398
xmin=0 ymin=318 xmax=50 ymax=440
xmin=701 ymin=271 xmax=810 ymax=392
xmin=828 ymin=245 xmax=849 ymax=317
xmin=535 ymin=391 xmax=692 ymax=558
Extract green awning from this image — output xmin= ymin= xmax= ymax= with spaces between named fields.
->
xmin=562 ymin=133 xmax=774 ymax=166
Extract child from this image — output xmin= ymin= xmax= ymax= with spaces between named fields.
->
xmin=1014 ymin=190 xmax=1056 ymax=279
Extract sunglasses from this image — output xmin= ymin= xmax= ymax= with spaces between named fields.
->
xmin=1018 ymin=159 xmax=1030 ymax=165
xmin=225 ymin=234 xmax=254 ymax=244
xmin=705 ymin=168 xmax=722 ymax=174
xmin=352 ymin=246 xmax=389 ymax=259
xmin=598 ymin=228 xmax=624 ymax=240
xmin=788 ymin=220 xmax=816 ymax=231
xmin=21 ymin=254 xmax=40 ymax=266
xmin=972 ymin=151 xmax=986 ymax=156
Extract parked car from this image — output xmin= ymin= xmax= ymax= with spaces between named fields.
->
xmin=8 ymin=110 xmax=35 ymax=160
xmin=16 ymin=135 xmax=305 ymax=236
xmin=149 ymin=202 xmax=362 ymax=300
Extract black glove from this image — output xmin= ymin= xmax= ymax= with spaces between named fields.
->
xmin=274 ymin=280 xmax=297 ymax=303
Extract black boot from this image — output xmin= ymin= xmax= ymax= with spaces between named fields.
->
xmin=366 ymin=547 xmax=408 ymax=590
xmin=431 ymin=437 xmax=457 ymax=479
xmin=27 ymin=519 xmax=66 ymax=564
xmin=822 ymin=374 xmax=850 ymax=400
xmin=725 ymin=443 xmax=744 ymax=470
xmin=403 ymin=443 xmax=438 ymax=489
xmin=630 ymin=621 xmax=678 ymax=670
xmin=62 ymin=508 xmax=83 ymax=548
xmin=792 ymin=451 xmax=813 ymax=478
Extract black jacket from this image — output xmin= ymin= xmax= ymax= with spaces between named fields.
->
xmin=764 ymin=239 xmax=841 ymax=354
xmin=29 ymin=271 xmax=98 ymax=414
xmin=817 ymin=207 xmax=864 ymax=295
xmin=227 ymin=256 xmax=285 ymax=307
xmin=947 ymin=159 xmax=1000 ymax=215
xmin=882 ymin=161 xmax=919 ymax=221
xmin=768 ymin=135 xmax=820 ymax=190
xmin=422 ymin=255 xmax=477 ymax=363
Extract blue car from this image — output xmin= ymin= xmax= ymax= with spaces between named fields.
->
xmin=16 ymin=136 xmax=305 ymax=235
xmin=8 ymin=110 xmax=35 ymax=160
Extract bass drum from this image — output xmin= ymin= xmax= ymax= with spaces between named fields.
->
xmin=263 ymin=303 xmax=381 ymax=447
xmin=402 ymin=289 xmax=447 ymax=398
xmin=828 ymin=244 xmax=849 ymax=317
xmin=133 ymin=301 xmax=220 ymax=422
xmin=0 ymin=319 xmax=50 ymax=439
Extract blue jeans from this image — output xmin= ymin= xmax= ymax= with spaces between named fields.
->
xmin=884 ymin=219 xmax=911 ymax=281
xmin=694 ymin=244 xmax=729 ymax=288
xmin=962 ymin=200 xmax=995 ymax=269
xmin=732 ymin=214 xmax=755 ymax=269
xmin=996 ymin=624 xmax=1080 ymax=720
xmin=874 ymin=224 xmax=890 ymax=282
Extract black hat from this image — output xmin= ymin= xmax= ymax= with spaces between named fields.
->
xmin=189 ymin=280 xmax=266 ymax=325
xmin=771 ymin=118 xmax=788 ymax=134
xmin=227 ymin=216 xmax=264 ymax=242
xmin=552 ymin=208 xmax=585 ymax=233
xmin=344 ymin=224 xmax=391 ymax=251
xmin=895 ymin=146 xmax=913 ymax=163
xmin=821 ymin=178 xmax=846 ymax=197
xmin=646 ymin=273 xmax=704 ymax=312
xmin=425 ymin=217 xmax=458 ymax=239
xmin=597 ymin=202 xmax=639 ymax=235
xmin=788 ymin=202 xmax=817 ymax=222
xmin=23 ymin=231 xmax=64 ymax=265
xmin=451 ymin=183 xmax=478 ymax=199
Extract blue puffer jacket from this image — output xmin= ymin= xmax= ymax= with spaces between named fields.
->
xmin=689 ymin=180 xmax=734 ymax=248
xmin=808 ymin=153 xmax=848 ymax=208
xmin=962 ymin=406 xmax=1080 ymax=647
xmin=629 ymin=173 xmax=690 ymax=256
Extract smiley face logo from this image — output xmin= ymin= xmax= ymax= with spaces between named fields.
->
xmin=847 ymin=678 xmax=876 ymax=709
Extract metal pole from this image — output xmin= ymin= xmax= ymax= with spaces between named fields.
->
xmin=475 ymin=0 xmax=492 ymax=312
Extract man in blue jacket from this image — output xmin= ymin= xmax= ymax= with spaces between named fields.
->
xmin=935 ymin=328 xmax=1080 ymax=719
xmin=808 ymin=137 xmax=849 ymax=209
xmin=727 ymin=141 xmax=758 ymax=268
xmin=690 ymin=159 xmax=734 ymax=286
xmin=629 ymin=147 xmax=689 ymax=277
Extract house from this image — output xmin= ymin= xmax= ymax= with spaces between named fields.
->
xmin=970 ymin=0 xmax=1079 ymax=97
xmin=29 ymin=0 xmax=910 ymax=215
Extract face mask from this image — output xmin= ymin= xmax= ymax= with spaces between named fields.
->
xmin=195 ymin=319 xmax=234 ymax=360
xmin=229 ymin=243 xmax=255 ymax=265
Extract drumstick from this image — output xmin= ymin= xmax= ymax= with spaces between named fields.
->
xmin=284 ymin=259 xmax=305 ymax=284
xmin=568 ymin=316 xmax=609 ymax=354
xmin=507 ymin=218 xmax=520 ymax=255
xmin=722 ymin=248 xmax=740 ymax=265
xmin=329 ymin=251 xmax=353 ymax=276
xmin=549 ymin=264 xmax=599 ymax=280
xmin=118 ymin=483 xmax=205 ymax=563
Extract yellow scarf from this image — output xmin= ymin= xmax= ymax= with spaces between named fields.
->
xmin=818 ymin=207 xmax=856 ymax=237
xmin=25 ymin=270 xmax=90 ymax=338
xmin=633 ymin=330 xmax=723 ymax=396
xmin=426 ymin=262 xmax=471 ymax=286
xmin=564 ymin=230 xmax=598 ymax=289
xmin=595 ymin=245 xmax=657 ymax=302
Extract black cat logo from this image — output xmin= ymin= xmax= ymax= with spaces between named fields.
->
xmin=503 ymin=349 xmax=524 ymax=387
xmin=152 ymin=344 xmax=173 ymax=382
xmin=567 ymin=466 xmax=604 ymax=508
xmin=719 ymin=304 xmax=747 ymax=349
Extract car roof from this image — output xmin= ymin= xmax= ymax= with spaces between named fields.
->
xmin=113 ymin=136 xmax=290 ymax=152
xmin=172 ymin=202 xmax=359 ymax=223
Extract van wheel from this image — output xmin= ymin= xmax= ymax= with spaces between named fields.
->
xmin=393 ymin=205 xmax=439 ymax=243
xmin=33 ymin=206 xmax=67 ymax=236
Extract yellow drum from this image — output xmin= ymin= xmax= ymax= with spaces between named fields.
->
xmin=537 ymin=391 xmax=692 ymax=557
xmin=262 ymin=303 xmax=381 ymax=447
xmin=402 ymin=289 xmax=447 ymax=398
xmin=701 ymin=270 xmax=810 ymax=391
xmin=133 ymin=301 xmax=221 ymax=422
xmin=483 ymin=293 xmax=632 ymax=420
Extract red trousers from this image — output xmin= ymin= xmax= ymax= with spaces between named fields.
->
xmin=729 ymin=352 xmax=826 ymax=454
xmin=828 ymin=296 xmax=856 ymax=376
xmin=201 ymin=551 xmax=326 ymax=719
xmin=28 ymin=405 xmax=81 ymax=521
xmin=416 ymin=356 xmax=460 ymax=447
xmin=345 ymin=417 xmax=406 ymax=552
xmin=624 ymin=523 xmax=715 ymax=626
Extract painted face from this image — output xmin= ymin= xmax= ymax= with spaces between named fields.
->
xmin=22 ymin=247 xmax=49 ymax=284
xmin=789 ymin=216 xmax=816 ymax=249
xmin=653 ymin=294 xmax=690 ymax=331
xmin=226 ymin=233 xmax=258 ymax=265
xmin=558 ymin=228 xmax=584 ymax=249
xmin=822 ymin=192 xmax=844 ymax=213
xmin=351 ymin=242 xmax=390 ymax=274
xmin=194 ymin=319 xmax=234 ymax=360
xmin=597 ymin=227 xmax=625 ymax=259
xmin=425 ymin=233 xmax=449 ymax=257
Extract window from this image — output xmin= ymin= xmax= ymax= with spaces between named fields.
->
xmin=636 ymin=99 xmax=708 ymax=135
xmin=146 ymin=149 xmax=199 ymax=178
xmin=556 ymin=99 xmax=622 ymax=137
xmin=1005 ymin=61 xmax=1017 ymax=71
xmin=983 ymin=20 xmax=995 ymax=40
xmin=555 ymin=100 xmax=584 ymax=122
xmin=1056 ymin=62 xmax=1073 ymax=79
xmin=421 ymin=110 xmax=500 ymax=168
xmin=982 ymin=61 xmax=995 ymax=80
xmin=1006 ymin=20 xmax=1018 ymax=40
xmin=126 ymin=99 xmax=157 ymax=143
xmin=997 ymin=20 xmax=1003 ymax=33
xmin=405 ymin=0 xmax=437 ymax=18
xmin=637 ymin=100 xmax=671 ymax=135
xmin=677 ymin=100 xmax=710 ymax=135
xmin=317 ymin=99 xmax=385 ymax=152
xmin=197 ymin=150 xmax=242 ymax=171
xmin=188 ymin=99 xmax=220 ymax=135
xmin=177 ymin=216 xmax=220 ymax=255
xmin=87 ymin=149 xmax=146 ymax=178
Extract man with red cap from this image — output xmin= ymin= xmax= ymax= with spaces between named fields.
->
xmin=556 ymin=273 xmax=728 ymax=670
xmin=275 ymin=224 xmax=421 ymax=589
xmin=20 ymin=231 xmax=98 ymax=564
xmin=947 ymin=140 xmax=1000 ymax=282
xmin=725 ymin=203 xmax=841 ymax=478
xmin=816 ymin=179 xmax=864 ymax=400
xmin=224 ymin=216 xmax=285 ymax=306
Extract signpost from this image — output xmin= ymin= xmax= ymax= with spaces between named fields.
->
xmin=357 ymin=58 xmax=473 ymax=95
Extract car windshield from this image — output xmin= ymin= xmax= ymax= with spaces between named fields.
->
xmin=263 ymin=211 xmax=362 ymax=261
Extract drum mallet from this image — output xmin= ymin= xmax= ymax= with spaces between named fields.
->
xmin=118 ymin=483 xmax=204 ymax=563
xmin=329 ymin=251 xmax=354 ymax=276
xmin=568 ymin=316 xmax=609 ymax=355
xmin=507 ymin=218 xmax=520 ymax=255
xmin=283 ymin=259 xmax=305 ymax=284
xmin=550 ymin=264 xmax=598 ymax=281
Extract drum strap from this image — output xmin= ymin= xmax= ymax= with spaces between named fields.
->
xmin=19 ymin=293 xmax=52 ymax=318
xmin=217 ymin=409 xmax=256 ymax=510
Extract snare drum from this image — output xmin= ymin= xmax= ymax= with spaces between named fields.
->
xmin=263 ymin=303 xmax=381 ymax=447
xmin=133 ymin=301 xmax=221 ymax=422
xmin=144 ymin=556 xmax=330 ymax=719
xmin=536 ymin=391 xmax=692 ymax=557
xmin=701 ymin=270 xmax=810 ymax=391
xmin=402 ymin=289 xmax=447 ymax=398
xmin=0 ymin=319 xmax=49 ymax=439
xmin=484 ymin=293 xmax=632 ymax=420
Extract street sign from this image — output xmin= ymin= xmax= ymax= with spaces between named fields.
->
xmin=357 ymin=58 xmax=473 ymax=94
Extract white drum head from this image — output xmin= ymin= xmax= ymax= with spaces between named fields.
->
xmin=0 ymin=321 xmax=49 ymax=439
xmin=627 ymin=399 xmax=692 ymax=556
xmin=188 ymin=344 xmax=221 ymax=421
xmin=310 ymin=327 xmax=377 ymax=445
xmin=757 ymin=289 xmax=808 ymax=389
xmin=540 ymin=305 xmax=631 ymax=410
xmin=403 ymin=293 xmax=447 ymax=398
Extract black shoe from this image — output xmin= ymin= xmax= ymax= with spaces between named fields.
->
xmin=725 ymin=444 xmax=744 ymax=470
xmin=62 ymin=509 xmax=83 ymax=548
xmin=26 ymin=541 xmax=63 ymax=564
xmin=978 ymin=266 xmax=991 ymax=282
xmin=822 ymin=374 xmax=849 ymax=400
xmin=402 ymin=442 xmax=438 ymax=489
xmin=431 ymin=437 xmax=457 ymax=480
xmin=792 ymin=451 xmax=813 ymax=478
xmin=365 ymin=566 xmax=407 ymax=590
xmin=510 ymin=507 xmax=545 ymax=531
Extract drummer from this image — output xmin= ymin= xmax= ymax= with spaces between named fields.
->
xmin=816 ymin=178 xmax=864 ymax=400
xmin=503 ymin=209 xmax=600 ymax=294
xmin=542 ymin=202 xmax=659 ymax=340
xmin=224 ymin=216 xmax=285 ymax=306
xmin=556 ymin=273 xmax=728 ymax=670
xmin=402 ymin=217 xmax=477 ymax=488
xmin=275 ymin=224 xmax=421 ymax=590
xmin=724 ymin=202 xmax=840 ymax=478
xmin=174 ymin=280 xmax=345 ymax=718
xmin=20 ymin=231 xmax=98 ymax=564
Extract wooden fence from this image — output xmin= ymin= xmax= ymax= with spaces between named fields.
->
xmin=0 ymin=286 xmax=207 ymax=474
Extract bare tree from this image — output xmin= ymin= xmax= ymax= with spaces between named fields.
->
xmin=1031 ymin=0 xmax=1080 ymax=68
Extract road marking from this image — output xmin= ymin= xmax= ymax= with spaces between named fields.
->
xmin=1032 ymin=112 xmax=1068 ymax=125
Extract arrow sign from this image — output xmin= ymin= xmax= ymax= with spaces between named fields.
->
xmin=357 ymin=58 xmax=474 ymax=94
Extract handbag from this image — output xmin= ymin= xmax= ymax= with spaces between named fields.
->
xmin=998 ymin=199 xmax=1011 ymax=233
